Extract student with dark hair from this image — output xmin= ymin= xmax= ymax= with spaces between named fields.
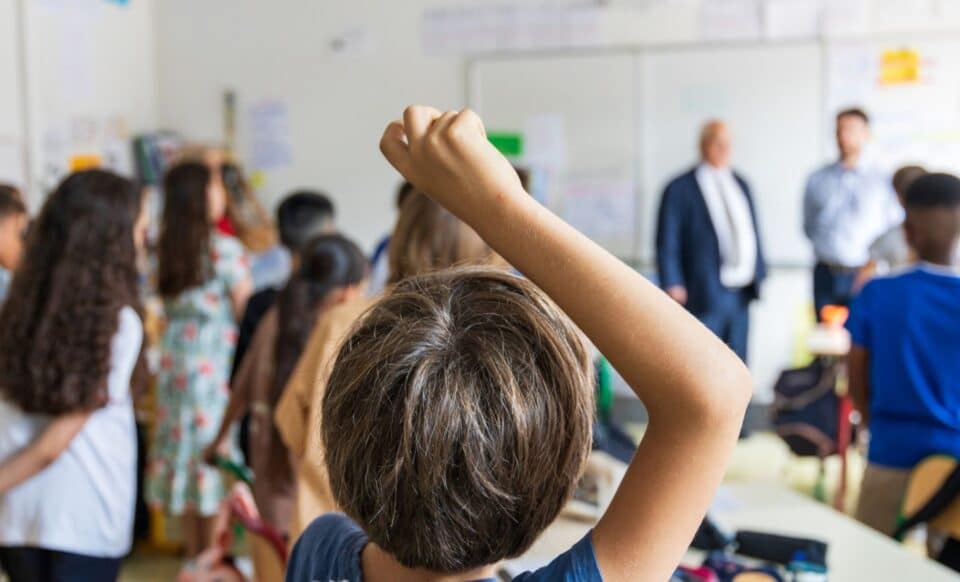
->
xmin=848 ymin=173 xmax=960 ymax=537
xmin=804 ymin=108 xmax=903 ymax=319
xmin=0 ymin=171 xmax=148 ymax=581
xmin=203 ymin=234 xmax=366 ymax=549
xmin=146 ymin=161 xmax=253 ymax=559
xmin=274 ymin=189 xmax=498 ymax=538
xmin=232 ymin=190 xmax=337 ymax=377
xmin=0 ymin=185 xmax=27 ymax=302
xmin=284 ymin=106 xmax=751 ymax=582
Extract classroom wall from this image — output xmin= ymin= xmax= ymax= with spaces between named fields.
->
xmin=0 ymin=0 xmax=158 ymax=207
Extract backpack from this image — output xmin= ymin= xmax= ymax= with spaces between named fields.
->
xmin=771 ymin=358 xmax=839 ymax=458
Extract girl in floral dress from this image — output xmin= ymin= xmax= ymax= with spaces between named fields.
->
xmin=147 ymin=160 xmax=252 ymax=558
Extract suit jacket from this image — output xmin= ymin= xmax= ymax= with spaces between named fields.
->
xmin=656 ymin=168 xmax=767 ymax=316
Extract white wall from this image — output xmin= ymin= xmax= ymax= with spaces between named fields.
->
xmin=153 ymin=0 xmax=960 ymax=402
xmin=0 ymin=0 xmax=27 ymax=192
xmin=2 ymin=0 xmax=158 ymax=207
xmin=155 ymin=0 xmax=467 ymax=250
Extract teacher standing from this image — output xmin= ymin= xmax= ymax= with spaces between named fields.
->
xmin=804 ymin=108 xmax=902 ymax=319
xmin=656 ymin=120 xmax=767 ymax=362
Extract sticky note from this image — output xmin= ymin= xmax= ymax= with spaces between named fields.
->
xmin=880 ymin=49 xmax=920 ymax=86
xmin=487 ymin=132 xmax=524 ymax=158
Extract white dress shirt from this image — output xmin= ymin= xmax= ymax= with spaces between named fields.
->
xmin=695 ymin=163 xmax=758 ymax=289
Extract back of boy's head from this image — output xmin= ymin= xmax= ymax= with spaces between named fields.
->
xmin=276 ymin=190 xmax=336 ymax=252
xmin=904 ymin=173 xmax=960 ymax=261
xmin=0 ymin=185 xmax=26 ymax=220
xmin=322 ymin=268 xmax=594 ymax=572
xmin=387 ymin=191 xmax=495 ymax=284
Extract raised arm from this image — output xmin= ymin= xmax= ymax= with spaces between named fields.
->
xmin=0 ymin=412 xmax=91 ymax=493
xmin=380 ymin=106 xmax=751 ymax=582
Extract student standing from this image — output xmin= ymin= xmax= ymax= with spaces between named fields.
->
xmin=204 ymin=234 xmax=367 ymax=536
xmin=274 ymin=189 xmax=498 ymax=538
xmin=146 ymin=161 xmax=253 ymax=558
xmin=804 ymin=109 xmax=902 ymax=318
xmin=285 ymin=105 xmax=751 ymax=582
xmin=0 ymin=185 xmax=27 ymax=303
xmin=848 ymin=173 xmax=960 ymax=536
xmin=0 ymin=171 xmax=148 ymax=582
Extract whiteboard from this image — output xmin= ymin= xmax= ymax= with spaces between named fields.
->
xmin=640 ymin=43 xmax=823 ymax=266
xmin=471 ymin=53 xmax=638 ymax=259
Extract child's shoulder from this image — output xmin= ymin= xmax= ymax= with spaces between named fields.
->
xmin=287 ymin=513 xmax=367 ymax=582
xmin=211 ymin=233 xmax=245 ymax=257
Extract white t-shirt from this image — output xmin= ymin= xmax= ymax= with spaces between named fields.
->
xmin=0 ymin=306 xmax=142 ymax=558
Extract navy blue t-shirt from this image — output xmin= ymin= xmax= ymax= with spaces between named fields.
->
xmin=285 ymin=513 xmax=603 ymax=582
xmin=846 ymin=265 xmax=960 ymax=468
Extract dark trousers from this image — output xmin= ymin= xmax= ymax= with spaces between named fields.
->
xmin=697 ymin=288 xmax=750 ymax=363
xmin=0 ymin=547 xmax=121 ymax=582
xmin=813 ymin=262 xmax=859 ymax=321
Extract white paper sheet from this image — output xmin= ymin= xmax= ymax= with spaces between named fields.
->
xmin=248 ymin=100 xmax=294 ymax=171
xmin=822 ymin=0 xmax=869 ymax=38
xmin=701 ymin=0 xmax=763 ymax=41
xmin=422 ymin=3 xmax=608 ymax=55
xmin=562 ymin=176 xmax=635 ymax=244
xmin=522 ymin=114 xmax=568 ymax=170
xmin=763 ymin=0 xmax=822 ymax=40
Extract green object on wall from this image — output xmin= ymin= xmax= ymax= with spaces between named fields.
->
xmin=487 ymin=132 xmax=524 ymax=158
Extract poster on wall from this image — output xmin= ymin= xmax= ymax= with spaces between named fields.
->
xmin=248 ymin=100 xmax=294 ymax=172
xmin=827 ymin=42 xmax=960 ymax=174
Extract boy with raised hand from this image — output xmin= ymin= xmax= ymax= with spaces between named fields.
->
xmin=285 ymin=107 xmax=751 ymax=582
xmin=848 ymin=173 xmax=960 ymax=536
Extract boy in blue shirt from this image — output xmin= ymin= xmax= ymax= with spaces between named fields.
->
xmin=847 ymin=172 xmax=960 ymax=536
xmin=285 ymin=106 xmax=752 ymax=581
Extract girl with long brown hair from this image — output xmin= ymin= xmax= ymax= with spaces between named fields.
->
xmin=203 ymin=234 xmax=366 ymax=556
xmin=146 ymin=161 xmax=252 ymax=559
xmin=0 ymin=170 xmax=148 ymax=581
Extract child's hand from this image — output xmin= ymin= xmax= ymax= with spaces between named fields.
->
xmin=379 ymin=106 xmax=524 ymax=219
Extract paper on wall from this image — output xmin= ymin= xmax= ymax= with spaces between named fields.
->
xmin=822 ymin=0 xmax=869 ymax=38
xmin=522 ymin=114 xmax=568 ymax=170
xmin=422 ymin=3 xmax=608 ymax=55
xmin=763 ymin=0 xmax=822 ymax=40
xmin=701 ymin=0 xmax=763 ymax=41
xmin=562 ymin=175 xmax=635 ymax=244
xmin=248 ymin=100 xmax=294 ymax=171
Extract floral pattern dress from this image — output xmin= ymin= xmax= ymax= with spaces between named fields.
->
xmin=147 ymin=234 xmax=249 ymax=516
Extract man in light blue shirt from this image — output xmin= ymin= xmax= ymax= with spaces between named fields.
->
xmin=803 ymin=108 xmax=902 ymax=320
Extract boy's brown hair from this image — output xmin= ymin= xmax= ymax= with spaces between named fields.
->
xmin=322 ymin=268 xmax=594 ymax=572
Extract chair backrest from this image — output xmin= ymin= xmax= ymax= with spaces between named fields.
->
xmin=900 ymin=456 xmax=960 ymax=539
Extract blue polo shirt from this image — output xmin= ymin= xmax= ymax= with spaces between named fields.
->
xmin=285 ymin=513 xmax=602 ymax=582
xmin=846 ymin=264 xmax=960 ymax=468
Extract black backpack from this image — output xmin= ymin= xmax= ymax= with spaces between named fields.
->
xmin=771 ymin=358 xmax=839 ymax=458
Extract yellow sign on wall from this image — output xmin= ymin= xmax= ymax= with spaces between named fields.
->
xmin=880 ymin=49 xmax=921 ymax=86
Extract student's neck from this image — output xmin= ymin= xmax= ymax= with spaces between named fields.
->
xmin=919 ymin=251 xmax=956 ymax=267
xmin=840 ymin=153 xmax=860 ymax=169
xmin=361 ymin=543 xmax=498 ymax=582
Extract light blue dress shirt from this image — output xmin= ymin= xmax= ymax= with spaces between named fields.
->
xmin=803 ymin=162 xmax=903 ymax=267
xmin=0 ymin=267 xmax=10 ymax=303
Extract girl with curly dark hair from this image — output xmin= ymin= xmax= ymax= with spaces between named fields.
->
xmin=0 ymin=170 xmax=148 ymax=581
xmin=146 ymin=160 xmax=252 ymax=559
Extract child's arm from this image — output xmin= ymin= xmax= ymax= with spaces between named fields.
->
xmin=848 ymin=347 xmax=870 ymax=426
xmin=0 ymin=412 xmax=91 ymax=494
xmin=381 ymin=107 xmax=752 ymax=582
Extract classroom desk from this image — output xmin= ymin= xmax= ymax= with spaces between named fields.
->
xmin=506 ymin=482 xmax=959 ymax=581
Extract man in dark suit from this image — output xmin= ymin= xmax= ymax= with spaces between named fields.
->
xmin=656 ymin=120 xmax=767 ymax=362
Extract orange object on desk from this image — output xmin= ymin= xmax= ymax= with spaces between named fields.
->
xmin=820 ymin=305 xmax=849 ymax=328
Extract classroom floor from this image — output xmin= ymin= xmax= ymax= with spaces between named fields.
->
xmin=116 ymin=430 xmax=867 ymax=581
